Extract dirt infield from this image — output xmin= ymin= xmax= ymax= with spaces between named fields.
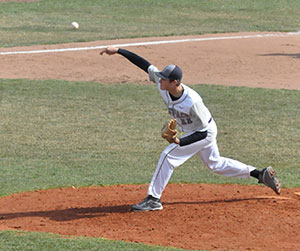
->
xmin=2 ymin=32 xmax=300 ymax=90
xmin=1 ymin=32 xmax=300 ymax=250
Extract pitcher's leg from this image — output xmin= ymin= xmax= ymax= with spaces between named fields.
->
xmin=148 ymin=143 xmax=199 ymax=199
xmin=198 ymin=143 xmax=255 ymax=178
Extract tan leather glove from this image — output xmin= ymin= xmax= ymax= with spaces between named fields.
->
xmin=161 ymin=118 xmax=178 ymax=143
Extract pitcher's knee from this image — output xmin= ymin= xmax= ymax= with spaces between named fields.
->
xmin=161 ymin=148 xmax=169 ymax=157
xmin=161 ymin=144 xmax=178 ymax=158
xmin=159 ymin=145 xmax=183 ymax=169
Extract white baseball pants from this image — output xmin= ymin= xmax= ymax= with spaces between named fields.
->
xmin=148 ymin=119 xmax=256 ymax=199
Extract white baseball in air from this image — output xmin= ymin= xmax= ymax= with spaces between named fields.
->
xmin=71 ymin=21 xmax=79 ymax=29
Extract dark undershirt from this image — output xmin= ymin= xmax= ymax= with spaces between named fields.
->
xmin=169 ymin=92 xmax=182 ymax=101
xmin=118 ymin=48 xmax=150 ymax=73
xmin=117 ymin=48 xmax=208 ymax=146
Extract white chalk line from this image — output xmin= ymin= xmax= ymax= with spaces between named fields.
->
xmin=1 ymin=32 xmax=300 ymax=55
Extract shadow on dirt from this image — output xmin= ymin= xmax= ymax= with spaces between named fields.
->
xmin=259 ymin=53 xmax=300 ymax=58
xmin=0 ymin=197 xmax=271 ymax=222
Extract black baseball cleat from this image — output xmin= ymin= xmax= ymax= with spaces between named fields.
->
xmin=131 ymin=195 xmax=163 ymax=212
xmin=258 ymin=166 xmax=282 ymax=195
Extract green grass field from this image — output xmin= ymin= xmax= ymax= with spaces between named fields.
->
xmin=1 ymin=0 xmax=300 ymax=47
xmin=0 ymin=231 xmax=187 ymax=251
xmin=1 ymin=80 xmax=299 ymax=197
xmin=1 ymin=0 xmax=300 ymax=250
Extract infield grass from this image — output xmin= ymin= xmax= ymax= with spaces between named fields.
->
xmin=0 ymin=231 xmax=188 ymax=251
xmin=1 ymin=79 xmax=299 ymax=197
xmin=1 ymin=0 xmax=300 ymax=47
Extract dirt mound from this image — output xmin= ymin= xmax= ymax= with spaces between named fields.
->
xmin=0 ymin=184 xmax=299 ymax=250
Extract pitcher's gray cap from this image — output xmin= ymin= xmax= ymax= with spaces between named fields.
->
xmin=155 ymin=64 xmax=182 ymax=82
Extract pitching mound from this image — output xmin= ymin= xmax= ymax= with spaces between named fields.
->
xmin=0 ymin=184 xmax=300 ymax=250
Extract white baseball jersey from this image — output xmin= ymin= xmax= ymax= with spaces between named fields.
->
xmin=148 ymin=65 xmax=212 ymax=133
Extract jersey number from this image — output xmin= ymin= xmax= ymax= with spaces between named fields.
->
xmin=180 ymin=118 xmax=193 ymax=125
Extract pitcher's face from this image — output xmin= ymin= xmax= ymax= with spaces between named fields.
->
xmin=159 ymin=78 xmax=172 ymax=91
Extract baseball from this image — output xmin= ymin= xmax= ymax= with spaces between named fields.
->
xmin=71 ymin=21 xmax=79 ymax=29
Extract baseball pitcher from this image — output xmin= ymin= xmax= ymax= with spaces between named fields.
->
xmin=100 ymin=47 xmax=282 ymax=212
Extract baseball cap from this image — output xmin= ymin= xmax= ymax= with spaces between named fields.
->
xmin=155 ymin=64 xmax=182 ymax=82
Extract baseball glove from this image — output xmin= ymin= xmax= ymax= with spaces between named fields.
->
xmin=161 ymin=118 xmax=177 ymax=143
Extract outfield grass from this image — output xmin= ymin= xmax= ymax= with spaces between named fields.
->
xmin=1 ymin=0 xmax=300 ymax=47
